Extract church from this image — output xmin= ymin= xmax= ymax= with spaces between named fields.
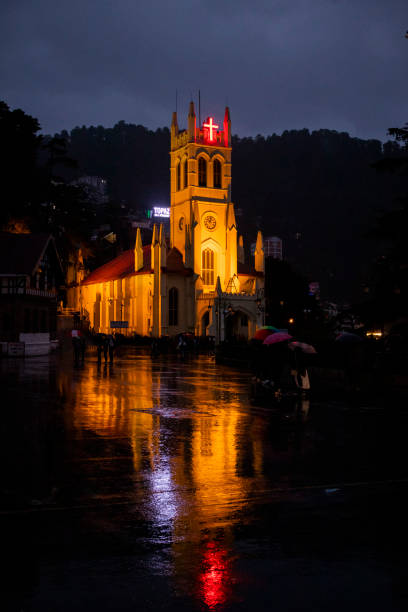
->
xmin=69 ymin=103 xmax=265 ymax=341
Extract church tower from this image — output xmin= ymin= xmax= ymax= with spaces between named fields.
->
xmin=170 ymin=103 xmax=236 ymax=291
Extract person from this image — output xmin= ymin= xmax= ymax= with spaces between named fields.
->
xmin=107 ymin=333 xmax=115 ymax=363
xmin=71 ymin=329 xmax=82 ymax=364
xmin=177 ymin=334 xmax=187 ymax=358
xmin=151 ymin=339 xmax=159 ymax=357
xmin=102 ymin=334 xmax=109 ymax=363
xmin=268 ymin=341 xmax=289 ymax=390
xmin=291 ymin=346 xmax=310 ymax=393
xmin=96 ymin=333 xmax=105 ymax=364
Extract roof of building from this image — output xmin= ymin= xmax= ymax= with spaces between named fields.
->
xmin=164 ymin=247 xmax=194 ymax=276
xmin=82 ymin=247 xmax=259 ymax=285
xmin=0 ymin=232 xmax=59 ymax=276
xmin=83 ymin=245 xmax=194 ymax=285
xmin=83 ymin=245 xmax=152 ymax=285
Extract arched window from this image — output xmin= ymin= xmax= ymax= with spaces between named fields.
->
xmin=198 ymin=157 xmax=207 ymax=187
xmin=184 ymin=159 xmax=188 ymax=189
xmin=202 ymin=248 xmax=215 ymax=286
xmin=176 ymin=162 xmax=181 ymax=191
xmin=169 ymin=287 xmax=178 ymax=326
xmin=213 ymin=159 xmax=222 ymax=188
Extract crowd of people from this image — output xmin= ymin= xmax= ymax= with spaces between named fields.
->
xmin=70 ymin=329 xmax=217 ymax=365
xmin=71 ymin=329 xmax=117 ymax=365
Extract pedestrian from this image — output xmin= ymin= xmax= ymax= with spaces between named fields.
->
xmin=107 ymin=333 xmax=115 ymax=363
xmin=71 ymin=329 xmax=81 ymax=364
xmin=103 ymin=334 xmax=109 ymax=363
xmin=96 ymin=334 xmax=105 ymax=364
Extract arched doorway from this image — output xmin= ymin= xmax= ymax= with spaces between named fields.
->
xmin=225 ymin=310 xmax=249 ymax=340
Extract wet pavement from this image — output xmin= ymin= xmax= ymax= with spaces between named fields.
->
xmin=2 ymin=348 xmax=408 ymax=611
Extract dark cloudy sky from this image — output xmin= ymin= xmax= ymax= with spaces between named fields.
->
xmin=1 ymin=0 xmax=407 ymax=140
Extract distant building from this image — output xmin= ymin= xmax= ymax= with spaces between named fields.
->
xmin=72 ymin=175 xmax=108 ymax=205
xmin=0 ymin=233 xmax=63 ymax=355
xmin=251 ymin=236 xmax=283 ymax=260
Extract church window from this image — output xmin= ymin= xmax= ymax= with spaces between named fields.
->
xmin=202 ymin=248 xmax=215 ymax=286
xmin=184 ymin=159 xmax=188 ymax=189
xmin=169 ymin=287 xmax=178 ymax=326
xmin=176 ymin=162 xmax=181 ymax=191
xmin=213 ymin=159 xmax=222 ymax=188
xmin=198 ymin=157 xmax=207 ymax=187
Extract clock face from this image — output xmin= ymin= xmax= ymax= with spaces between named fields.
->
xmin=204 ymin=214 xmax=216 ymax=231
xmin=178 ymin=217 xmax=184 ymax=231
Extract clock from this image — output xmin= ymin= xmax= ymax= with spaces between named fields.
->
xmin=204 ymin=215 xmax=216 ymax=231
xmin=178 ymin=217 xmax=184 ymax=231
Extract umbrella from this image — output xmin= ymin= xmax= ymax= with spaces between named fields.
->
xmin=263 ymin=332 xmax=293 ymax=345
xmin=335 ymin=332 xmax=363 ymax=343
xmin=254 ymin=328 xmax=277 ymax=341
xmin=289 ymin=341 xmax=317 ymax=354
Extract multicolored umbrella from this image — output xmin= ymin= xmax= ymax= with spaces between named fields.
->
xmin=254 ymin=328 xmax=277 ymax=341
xmin=263 ymin=332 xmax=293 ymax=345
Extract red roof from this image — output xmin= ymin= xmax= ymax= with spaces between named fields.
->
xmin=83 ymin=246 xmax=252 ymax=285
xmin=83 ymin=245 xmax=151 ymax=285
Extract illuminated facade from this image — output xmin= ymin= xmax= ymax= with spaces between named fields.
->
xmin=70 ymin=103 xmax=265 ymax=340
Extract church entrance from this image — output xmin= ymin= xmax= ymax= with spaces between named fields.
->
xmin=225 ymin=310 xmax=249 ymax=341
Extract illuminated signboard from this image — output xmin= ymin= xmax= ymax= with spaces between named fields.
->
xmin=152 ymin=206 xmax=170 ymax=218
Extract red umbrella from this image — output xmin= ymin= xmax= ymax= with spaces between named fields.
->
xmin=263 ymin=332 xmax=293 ymax=345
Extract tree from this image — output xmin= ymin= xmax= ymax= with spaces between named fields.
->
xmin=0 ymin=101 xmax=42 ymax=224
xmin=365 ymin=123 xmax=408 ymax=326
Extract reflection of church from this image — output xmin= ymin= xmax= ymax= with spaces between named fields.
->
xmin=69 ymin=103 xmax=265 ymax=340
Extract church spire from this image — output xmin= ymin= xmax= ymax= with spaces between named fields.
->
xmin=226 ymin=202 xmax=236 ymax=230
xmin=151 ymin=224 xmax=158 ymax=270
xmin=254 ymin=230 xmax=264 ymax=272
xmin=223 ymin=106 xmax=231 ymax=147
xmin=158 ymin=223 xmax=166 ymax=247
xmin=188 ymin=100 xmax=196 ymax=142
xmin=237 ymin=235 xmax=245 ymax=264
xmin=158 ymin=223 xmax=167 ymax=266
xmin=171 ymin=111 xmax=179 ymax=150
xmin=134 ymin=227 xmax=143 ymax=271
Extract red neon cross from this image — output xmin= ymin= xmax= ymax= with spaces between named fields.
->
xmin=203 ymin=117 xmax=219 ymax=142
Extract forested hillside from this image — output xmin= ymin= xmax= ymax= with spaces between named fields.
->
xmin=1 ymin=97 xmax=404 ymax=301
xmin=59 ymin=121 xmax=404 ymax=300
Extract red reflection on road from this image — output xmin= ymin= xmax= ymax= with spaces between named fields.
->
xmin=199 ymin=542 xmax=230 ymax=609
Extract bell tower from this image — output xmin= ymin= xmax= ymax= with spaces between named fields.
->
xmin=170 ymin=103 xmax=236 ymax=290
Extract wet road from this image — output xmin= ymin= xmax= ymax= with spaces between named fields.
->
xmin=2 ymin=349 xmax=408 ymax=611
